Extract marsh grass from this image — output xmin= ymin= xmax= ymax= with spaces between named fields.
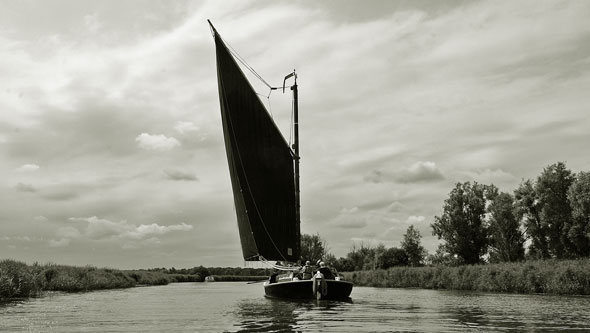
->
xmin=341 ymin=258 xmax=590 ymax=295
xmin=0 ymin=260 xmax=174 ymax=299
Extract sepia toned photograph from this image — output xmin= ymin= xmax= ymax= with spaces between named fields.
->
xmin=2 ymin=0 xmax=590 ymax=331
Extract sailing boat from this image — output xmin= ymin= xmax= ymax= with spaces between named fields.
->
xmin=209 ymin=20 xmax=353 ymax=300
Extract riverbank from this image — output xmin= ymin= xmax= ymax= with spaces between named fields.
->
xmin=208 ymin=275 xmax=268 ymax=282
xmin=341 ymin=258 xmax=590 ymax=295
xmin=0 ymin=259 xmax=193 ymax=299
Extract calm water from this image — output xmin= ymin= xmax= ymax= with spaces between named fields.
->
xmin=1 ymin=282 xmax=590 ymax=332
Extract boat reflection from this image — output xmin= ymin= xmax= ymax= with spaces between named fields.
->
xmin=231 ymin=296 xmax=352 ymax=332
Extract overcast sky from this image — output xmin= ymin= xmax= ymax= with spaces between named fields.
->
xmin=1 ymin=0 xmax=589 ymax=269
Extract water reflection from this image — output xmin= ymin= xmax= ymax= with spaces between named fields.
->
xmin=2 ymin=284 xmax=590 ymax=332
xmin=231 ymin=297 xmax=353 ymax=332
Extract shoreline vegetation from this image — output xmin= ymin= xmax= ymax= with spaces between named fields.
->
xmin=0 ymin=259 xmax=268 ymax=299
xmin=341 ymin=258 xmax=590 ymax=295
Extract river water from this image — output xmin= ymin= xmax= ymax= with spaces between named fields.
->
xmin=1 ymin=282 xmax=589 ymax=332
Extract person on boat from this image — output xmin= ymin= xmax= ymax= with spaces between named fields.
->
xmin=318 ymin=261 xmax=335 ymax=280
xmin=300 ymin=260 xmax=313 ymax=280
xmin=269 ymin=269 xmax=279 ymax=284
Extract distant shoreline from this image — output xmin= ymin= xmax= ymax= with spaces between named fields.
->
xmin=341 ymin=258 xmax=590 ymax=296
xmin=0 ymin=259 xmax=270 ymax=300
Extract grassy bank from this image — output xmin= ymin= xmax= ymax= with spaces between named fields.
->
xmin=0 ymin=259 xmax=177 ymax=299
xmin=341 ymin=258 xmax=590 ymax=295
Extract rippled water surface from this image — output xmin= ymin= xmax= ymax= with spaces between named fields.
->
xmin=2 ymin=282 xmax=590 ymax=332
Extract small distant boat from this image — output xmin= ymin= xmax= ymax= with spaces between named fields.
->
xmin=208 ymin=20 xmax=353 ymax=300
xmin=204 ymin=276 xmax=215 ymax=282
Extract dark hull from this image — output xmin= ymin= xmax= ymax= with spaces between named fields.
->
xmin=264 ymin=280 xmax=353 ymax=300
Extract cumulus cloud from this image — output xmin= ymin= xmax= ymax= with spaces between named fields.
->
xmin=163 ymin=169 xmax=198 ymax=181
xmin=135 ymin=133 xmax=180 ymax=150
xmin=364 ymin=161 xmax=444 ymax=184
xmin=17 ymin=164 xmax=40 ymax=172
xmin=66 ymin=216 xmax=193 ymax=243
xmin=395 ymin=162 xmax=444 ymax=183
xmin=15 ymin=182 xmax=37 ymax=192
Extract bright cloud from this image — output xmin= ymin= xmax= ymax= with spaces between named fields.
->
xmin=66 ymin=216 xmax=193 ymax=244
xmin=135 ymin=133 xmax=180 ymax=150
xmin=17 ymin=164 xmax=40 ymax=172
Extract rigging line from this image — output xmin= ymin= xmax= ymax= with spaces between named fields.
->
xmin=218 ymin=65 xmax=288 ymax=262
xmin=259 ymin=256 xmax=300 ymax=271
xmin=255 ymin=92 xmax=274 ymax=118
xmin=221 ymin=36 xmax=275 ymax=90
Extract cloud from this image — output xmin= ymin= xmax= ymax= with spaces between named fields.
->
xmin=396 ymin=162 xmax=444 ymax=183
xmin=49 ymin=238 xmax=71 ymax=247
xmin=34 ymin=216 xmax=48 ymax=222
xmin=364 ymin=162 xmax=444 ymax=184
xmin=163 ymin=169 xmax=198 ymax=181
xmin=174 ymin=121 xmax=199 ymax=134
xmin=406 ymin=215 xmax=426 ymax=225
xmin=67 ymin=216 xmax=193 ymax=242
xmin=386 ymin=201 xmax=405 ymax=212
xmin=363 ymin=169 xmax=383 ymax=183
xmin=17 ymin=163 xmax=40 ymax=172
xmin=135 ymin=133 xmax=180 ymax=150
xmin=14 ymin=182 xmax=37 ymax=192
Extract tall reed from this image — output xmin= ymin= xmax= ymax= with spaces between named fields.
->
xmin=341 ymin=259 xmax=590 ymax=295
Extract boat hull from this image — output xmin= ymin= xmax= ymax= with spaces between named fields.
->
xmin=264 ymin=279 xmax=353 ymax=300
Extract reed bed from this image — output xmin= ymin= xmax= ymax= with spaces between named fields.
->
xmin=341 ymin=259 xmax=590 ymax=295
xmin=0 ymin=259 xmax=174 ymax=299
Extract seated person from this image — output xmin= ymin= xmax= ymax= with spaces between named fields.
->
xmin=300 ymin=260 xmax=314 ymax=280
xmin=318 ymin=261 xmax=335 ymax=280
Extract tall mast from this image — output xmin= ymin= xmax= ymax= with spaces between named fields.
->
xmin=284 ymin=70 xmax=300 ymax=258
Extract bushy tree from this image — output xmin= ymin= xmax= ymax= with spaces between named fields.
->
xmin=431 ymin=182 xmax=490 ymax=264
xmin=514 ymin=179 xmax=549 ymax=259
xmin=380 ymin=247 xmax=409 ymax=268
xmin=536 ymin=162 xmax=575 ymax=258
xmin=333 ymin=256 xmax=354 ymax=272
xmin=401 ymin=225 xmax=427 ymax=266
xmin=568 ymin=171 xmax=590 ymax=256
xmin=487 ymin=192 xmax=525 ymax=262
xmin=300 ymin=233 xmax=328 ymax=264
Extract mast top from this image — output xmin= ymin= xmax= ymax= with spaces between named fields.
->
xmin=207 ymin=19 xmax=218 ymax=36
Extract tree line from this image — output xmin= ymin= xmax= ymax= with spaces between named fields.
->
xmin=309 ymin=162 xmax=590 ymax=271
xmin=300 ymin=225 xmax=426 ymax=272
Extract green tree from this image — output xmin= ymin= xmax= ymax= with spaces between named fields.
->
xmin=333 ymin=257 xmax=354 ymax=272
xmin=401 ymin=225 xmax=427 ymax=266
xmin=487 ymin=192 xmax=525 ymax=262
xmin=300 ymin=233 xmax=328 ymax=264
xmin=427 ymin=244 xmax=459 ymax=266
xmin=536 ymin=162 xmax=575 ymax=258
xmin=514 ymin=179 xmax=549 ymax=259
xmin=431 ymin=182 xmax=490 ymax=264
xmin=380 ymin=247 xmax=409 ymax=268
xmin=567 ymin=171 xmax=590 ymax=256
xmin=345 ymin=243 xmax=376 ymax=271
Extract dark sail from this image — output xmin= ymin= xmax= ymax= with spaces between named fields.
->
xmin=212 ymin=25 xmax=300 ymax=262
